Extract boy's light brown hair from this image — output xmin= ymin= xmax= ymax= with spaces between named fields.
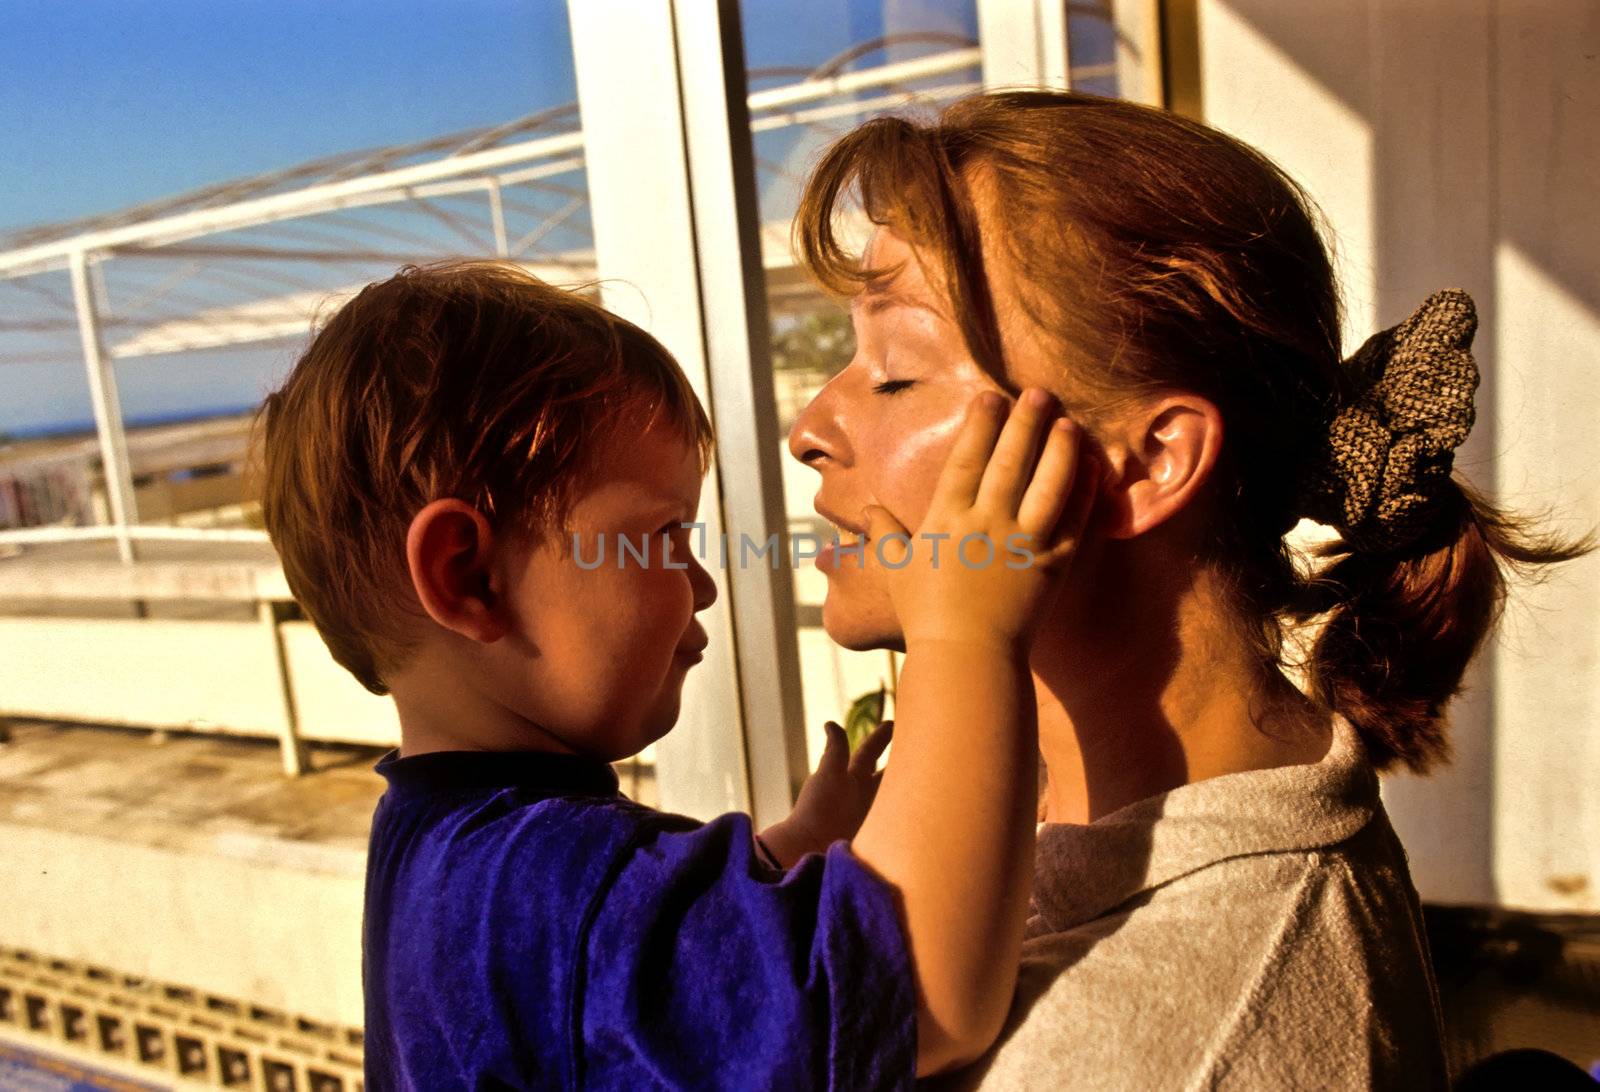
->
xmin=255 ymin=260 xmax=713 ymax=695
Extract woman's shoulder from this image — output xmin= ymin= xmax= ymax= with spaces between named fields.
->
xmin=1020 ymin=838 xmax=1413 ymax=1018
xmin=938 ymin=719 xmax=1449 ymax=1090
xmin=940 ymin=813 xmax=1445 ymax=1090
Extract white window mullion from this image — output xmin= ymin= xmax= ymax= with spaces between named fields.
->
xmin=569 ymin=0 xmax=807 ymax=827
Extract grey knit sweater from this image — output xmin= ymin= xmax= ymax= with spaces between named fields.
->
xmin=932 ymin=718 xmax=1449 ymax=1090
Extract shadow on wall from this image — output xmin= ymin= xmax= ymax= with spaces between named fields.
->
xmin=1199 ymin=0 xmax=1600 ymax=907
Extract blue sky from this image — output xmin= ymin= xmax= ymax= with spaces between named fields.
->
xmin=0 ymin=0 xmax=976 ymax=435
xmin=0 ymin=0 xmax=576 ymax=234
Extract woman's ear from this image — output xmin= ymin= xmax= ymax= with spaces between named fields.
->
xmin=404 ymin=499 xmax=509 ymax=643
xmin=1097 ymin=394 xmax=1223 ymax=540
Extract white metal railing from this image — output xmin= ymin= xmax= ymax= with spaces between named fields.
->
xmin=0 ymin=525 xmax=269 ymax=545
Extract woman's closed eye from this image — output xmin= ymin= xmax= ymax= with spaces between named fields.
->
xmin=872 ymin=379 xmax=916 ymax=396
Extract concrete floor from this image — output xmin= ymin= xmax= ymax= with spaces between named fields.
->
xmin=0 ymin=718 xmax=382 ymax=859
xmin=0 ymin=718 xmax=376 ymax=1029
xmin=0 ymin=717 xmax=657 ymax=851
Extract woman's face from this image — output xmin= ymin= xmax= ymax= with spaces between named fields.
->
xmin=787 ymin=227 xmax=1017 ymax=650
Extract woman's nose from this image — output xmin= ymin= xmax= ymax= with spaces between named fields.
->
xmin=787 ymin=376 xmax=846 ymax=469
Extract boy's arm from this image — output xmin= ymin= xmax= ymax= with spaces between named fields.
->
xmin=849 ymin=390 xmax=1096 ymax=1077
xmin=855 ymin=639 xmax=1035 ymax=1076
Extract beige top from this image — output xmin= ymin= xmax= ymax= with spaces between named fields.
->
xmin=933 ymin=718 xmax=1449 ymax=1091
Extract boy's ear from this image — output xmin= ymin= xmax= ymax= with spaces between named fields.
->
xmin=1096 ymin=394 xmax=1223 ymax=540
xmin=405 ymin=499 xmax=509 ymax=644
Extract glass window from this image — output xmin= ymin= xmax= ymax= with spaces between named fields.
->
xmin=741 ymin=1 xmax=1163 ymax=768
xmin=0 ymin=3 xmax=613 ymax=782
xmin=743 ymin=2 xmax=981 ymax=766
xmin=0 ymin=3 xmax=590 ymax=555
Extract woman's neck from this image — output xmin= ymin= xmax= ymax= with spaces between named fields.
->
xmin=1031 ymin=550 xmax=1330 ymax=825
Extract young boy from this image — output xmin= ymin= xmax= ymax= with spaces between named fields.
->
xmin=256 ymin=261 xmax=1093 ymax=1090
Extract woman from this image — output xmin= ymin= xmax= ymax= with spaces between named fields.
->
xmin=786 ymin=91 xmax=1585 ymax=1088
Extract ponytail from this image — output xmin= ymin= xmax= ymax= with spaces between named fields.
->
xmin=1287 ymin=290 xmax=1592 ymax=772
xmin=1295 ymin=480 xmax=1591 ymax=772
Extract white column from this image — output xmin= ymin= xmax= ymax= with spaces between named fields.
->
xmin=260 ymin=599 xmax=310 ymax=776
xmin=69 ymin=250 xmax=139 ymax=564
xmin=1197 ymin=0 xmax=1600 ymax=912
xmin=1110 ymin=0 xmax=1165 ymax=105
xmin=568 ymin=0 xmax=809 ymax=826
xmin=978 ymin=0 xmax=1070 ymax=90
xmin=1483 ymin=1 xmax=1600 ymax=912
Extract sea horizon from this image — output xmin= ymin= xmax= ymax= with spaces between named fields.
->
xmin=1 ymin=402 xmax=260 ymax=443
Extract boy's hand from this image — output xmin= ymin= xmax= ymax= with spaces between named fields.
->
xmin=758 ymin=717 xmax=893 ymax=868
xmin=865 ymin=388 xmax=1096 ymax=653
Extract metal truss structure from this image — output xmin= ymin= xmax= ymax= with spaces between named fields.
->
xmin=0 ymin=39 xmax=985 ymax=562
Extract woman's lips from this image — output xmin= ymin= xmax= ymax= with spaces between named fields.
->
xmin=818 ymin=539 xmax=839 ymax=573
xmin=817 ymin=536 xmax=870 ymax=574
xmin=814 ymin=501 xmax=869 ymax=575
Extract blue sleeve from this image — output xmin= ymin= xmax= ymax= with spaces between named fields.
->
xmin=575 ymin=810 xmax=916 ymax=1091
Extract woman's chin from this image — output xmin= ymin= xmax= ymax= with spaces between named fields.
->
xmin=821 ymin=594 xmax=903 ymax=652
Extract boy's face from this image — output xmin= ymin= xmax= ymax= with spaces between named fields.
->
xmin=496 ymin=420 xmax=716 ymax=761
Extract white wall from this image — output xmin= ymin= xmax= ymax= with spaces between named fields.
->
xmin=1198 ymin=0 xmax=1600 ymax=911
xmin=0 ymin=824 xmax=365 ymax=1028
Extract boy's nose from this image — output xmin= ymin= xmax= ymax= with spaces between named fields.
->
xmin=689 ymin=553 xmax=718 ymax=612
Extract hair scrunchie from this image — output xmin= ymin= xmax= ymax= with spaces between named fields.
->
xmin=1302 ymin=288 xmax=1480 ymax=553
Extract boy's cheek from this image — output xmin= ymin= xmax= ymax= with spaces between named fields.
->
xmin=620 ymin=566 xmax=700 ymax=625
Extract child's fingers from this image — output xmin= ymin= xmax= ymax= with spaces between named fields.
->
xmin=976 ymin=387 xmax=1056 ymax=515
xmin=1035 ymin=452 xmax=1102 ymax=566
xmin=849 ymin=718 xmax=893 ymax=775
xmin=1016 ymin=417 xmax=1082 ymax=536
xmin=930 ymin=391 xmax=1007 ymax=510
xmin=861 ymin=505 xmax=910 ymax=567
xmin=819 ymin=720 xmax=848 ymax=773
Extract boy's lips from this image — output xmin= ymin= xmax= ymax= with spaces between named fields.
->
xmin=676 ymin=627 xmax=708 ymax=660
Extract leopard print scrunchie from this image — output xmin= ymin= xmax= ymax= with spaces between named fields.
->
xmin=1302 ymin=289 xmax=1480 ymax=553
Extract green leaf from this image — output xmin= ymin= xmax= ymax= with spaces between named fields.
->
xmin=842 ymin=685 xmax=887 ymax=752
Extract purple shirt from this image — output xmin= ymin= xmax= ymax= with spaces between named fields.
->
xmin=362 ymin=748 xmax=915 ymax=1090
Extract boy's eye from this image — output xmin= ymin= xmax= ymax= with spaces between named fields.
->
xmin=872 ymin=379 xmax=916 ymax=396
